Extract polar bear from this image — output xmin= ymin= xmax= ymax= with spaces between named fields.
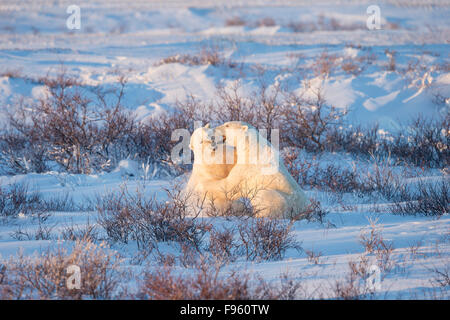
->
xmin=214 ymin=121 xmax=310 ymax=219
xmin=184 ymin=124 xmax=238 ymax=212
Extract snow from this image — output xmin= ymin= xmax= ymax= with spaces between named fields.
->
xmin=0 ymin=0 xmax=449 ymax=299
xmin=112 ymin=159 xmax=141 ymax=177
xmin=363 ymin=90 xmax=400 ymax=111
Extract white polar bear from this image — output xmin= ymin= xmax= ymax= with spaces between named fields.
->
xmin=214 ymin=121 xmax=310 ymax=219
xmin=184 ymin=124 xmax=238 ymax=212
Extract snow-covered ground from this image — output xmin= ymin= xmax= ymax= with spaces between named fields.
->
xmin=0 ymin=0 xmax=448 ymax=299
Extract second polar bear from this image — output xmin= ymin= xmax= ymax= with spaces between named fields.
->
xmin=214 ymin=121 xmax=310 ymax=218
xmin=185 ymin=124 xmax=238 ymax=212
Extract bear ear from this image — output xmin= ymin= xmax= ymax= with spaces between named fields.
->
xmin=204 ymin=123 xmax=211 ymax=128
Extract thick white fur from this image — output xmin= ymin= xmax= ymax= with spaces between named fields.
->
xmin=214 ymin=121 xmax=310 ymax=218
xmin=185 ymin=124 xmax=237 ymax=211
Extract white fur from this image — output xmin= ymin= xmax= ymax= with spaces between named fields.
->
xmin=214 ymin=121 xmax=310 ymax=218
xmin=185 ymin=124 xmax=237 ymax=211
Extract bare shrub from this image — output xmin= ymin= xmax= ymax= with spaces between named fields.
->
xmin=359 ymin=218 xmax=395 ymax=274
xmin=1 ymin=68 xmax=214 ymax=176
xmin=138 ymin=262 xmax=252 ymax=300
xmin=197 ymin=47 xmax=224 ymax=66
xmin=402 ymin=56 xmax=436 ymax=92
xmin=282 ymin=148 xmax=308 ymax=185
xmin=6 ymin=70 xmax=135 ymax=174
xmin=348 ymin=254 xmax=372 ymax=280
xmin=430 ymin=266 xmax=450 ymax=288
xmin=61 ymin=219 xmax=99 ymax=242
xmin=214 ymin=80 xmax=256 ymax=124
xmin=287 ymin=17 xmax=363 ymax=33
xmin=11 ymin=216 xmax=54 ymax=241
xmin=97 ymin=186 xmax=211 ymax=251
xmin=287 ymin=21 xmax=316 ymax=33
xmin=282 ymin=88 xmax=347 ymax=152
xmin=437 ymin=61 xmax=450 ymax=73
xmin=138 ymin=261 xmax=304 ymax=300
xmin=252 ymin=67 xmax=284 ymax=132
xmin=225 ymin=16 xmax=246 ymax=27
xmin=420 ymin=239 xmax=450 ymax=295
xmin=0 ymin=240 xmax=126 ymax=299
xmin=302 ymin=199 xmax=330 ymax=224
xmin=427 ymin=243 xmax=450 ymax=289
xmin=121 ymin=92 xmax=225 ymax=177
xmin=386 ymin=21 xmax=400 ymax=30
xmin=0 ymin=68 xmax=23 ymax=79
xmin=311 ymin=50 xmax=339 ymax=77
xmin=432 ymin=91 xmax=449 ymax=107
xmin=190 ymin=68 xmax=284 ymax=132
xmin=42 ymin=193 xmax=80 ymax=212
xmin=0 ymin=123 xmax=49 ymax=174
xmin=156 ymin=47 xmax=224 ymax=66
xmin=359 ymin=220 xmax=384 ymax=254
xmin=96 ymin=184 xmax=302 ymax=264
xmin=388 ymin=115 xmax=449 ymax=168
xmin=365 ymin=155 xmax=410 ymax=202
xmin=341 ymin=60 xmax=363 ymax=76
xmin=384 ymin=49 xmax=396 ymax=71
xmin=0 ymin=183 xmax=42 ymax=219
xmin=326 ymin=17 xmax=362 ymax=31
xmin=330 ymin=115 xmax=448 ymax=169
xmin=237 ymin=218 xmax=301 ymax=261
xmin=284 ymin=134 xmax=446 ymax=208
xmin=407 ymin=240 xmax=424 ymax=259
xmin=313 ymin=164 xmax=364 ymax=194
xmin=132 ymin=96 xmax=214 ymax=175
xmin=133 ymin=113 xmax=193 ymax=176
xmin=334 ymin=253 xmax=389 ymax=299
xmin=0 ymin=183 xmax=84 ymax=225
xmin=305 ymin=248 xmax=323 ymax=265
xmin=332 ymin=220 xmax=400 ymax=299
xmin=283 ymin=153 xmax=366 ymax=196
xmin=208 ymin=226 xmax=238 ymax=265
xmin=334 ymin=252 xmax=390 ymax=300
xmin=204 ymin=195 xmax=256 ymax=219
xmin=255 ymin=17 xmax=276 ymax=27
xmin=331 ymin=124 xmax=380 ymax=156
xmin=390 ymin=180 xmax=449 ymax=216
xmin=332 ymin=270 xmax=368 ymax=300
xmin=253 ymin=271 xmax=306 ymax=300
xmin=96 ymin=189 xmax=132 ymax=244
